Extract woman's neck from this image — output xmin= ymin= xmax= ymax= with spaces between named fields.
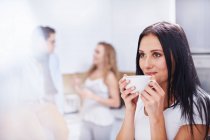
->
xmin=161 ymin=82 xmax=174 ymax=109
xmin=90 ymin=68 xmax=104 ymax=79
xmin=96 ymin=63 xmax=105 ymax=70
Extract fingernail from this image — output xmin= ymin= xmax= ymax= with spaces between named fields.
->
xmin=149 ymin=80 xmax=154 ymax=85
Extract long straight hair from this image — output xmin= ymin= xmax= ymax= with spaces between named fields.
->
xmin=86 ymin=42 xmax=119 ymax=81
xmin=136 ymin=22 xmax=210 ymax=139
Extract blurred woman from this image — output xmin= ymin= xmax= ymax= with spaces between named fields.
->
xmin=74 ymin=42 xmax=120 ymax=140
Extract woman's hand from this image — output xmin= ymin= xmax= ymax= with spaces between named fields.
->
xmin=119 ymin=75 xmax=139 ymax=112
xmin=140 ymin=80 xmax=165 ymax=122
xmin=71 ymin=76 xmax=82 ymax=88
xmin=75 ymin=87 xmax=95 ymax=100
xmin=71 ymin=76 xmax=94 ymax=100
xmin=117 ymin=75 xmax=138 ymax=140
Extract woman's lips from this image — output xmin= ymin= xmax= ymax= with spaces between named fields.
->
xmin=145 ymin=72 xmax=157 ymax=76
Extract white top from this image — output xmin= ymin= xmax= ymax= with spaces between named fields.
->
xmin=49 ymin=53 xmax=64 ymax=114
xmin=0 ymin=56 xmax=45 ymax=108
xmin=134 ymin=98 xmax=206 ymax=140
xmin=81 ymin=78 xmax=114 ymax=126
xmin=0 ymin=56 xmax=62 ymax=140
xmin=20 ymin=57 xmax=45 ymax=102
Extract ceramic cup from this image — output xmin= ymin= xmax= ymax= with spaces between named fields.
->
xmin=125 ymin=75 xmax=152 ymax=93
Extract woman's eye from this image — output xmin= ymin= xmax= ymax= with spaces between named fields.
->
xmin=95 ymin=50 xmax=99 ymax=54
xmin=139 ymin=53 xmax=145 ymax=58
xmin=153 ymin=52 xmax=161 ymax=58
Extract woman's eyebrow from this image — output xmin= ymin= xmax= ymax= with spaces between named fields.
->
xmin=138 ymin=49 xmax=163 ymax=52
xmin=151 ymin=49 xmax=163 ymax=52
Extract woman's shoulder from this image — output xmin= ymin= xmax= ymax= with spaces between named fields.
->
xmin=104 ymin=71 xmax=118 ymax=86
xmin=106 ymin=71 xmax=117 ymax=81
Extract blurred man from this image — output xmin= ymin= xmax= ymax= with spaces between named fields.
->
xmin=0 ymin=26 xmax=68 ymax=140
xmin=32 ymin=26 xmax=64 ymax=114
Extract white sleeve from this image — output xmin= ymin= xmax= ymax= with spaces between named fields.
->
xmin=49 ymin=53 xmax=64 ymax=114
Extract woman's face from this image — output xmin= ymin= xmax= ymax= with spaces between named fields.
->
xmin=93 ymin=45 xmax=105 ymax=66
xmin=139 ymin=34 xmax=168 ymax=87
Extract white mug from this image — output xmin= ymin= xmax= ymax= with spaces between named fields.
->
xmin=125 ymin=75 xmax=152 ymax=93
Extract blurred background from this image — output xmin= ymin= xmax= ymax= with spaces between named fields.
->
xmin=0 ymin=0 xmax=210 ymax=140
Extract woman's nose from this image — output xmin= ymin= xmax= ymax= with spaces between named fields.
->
xmin=144 ymin=56 xmax=153 ymax=68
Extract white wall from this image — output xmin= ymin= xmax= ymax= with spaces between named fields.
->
xmin=28 ymin=0 xmax=113 ymax=73
xmin=111 ymin=0 xmax=175 ymax=72
xmin=1 ymin=0 xmax=175 ymax=74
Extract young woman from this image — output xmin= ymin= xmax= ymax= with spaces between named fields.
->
xmin=74 ymin=42 xmax=121 ymax=140
xmin=117 ymin=22 xmax=210 ymax=140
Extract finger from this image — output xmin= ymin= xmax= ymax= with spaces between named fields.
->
xmin=121 ymin=86 xmax=136 ymax=100
xmin=140 ymin=94 xmax=147 ymax=105
xmin=121 ymin=92 xmax=131 ymax=100
xmin=144 ymin=85 xmax=159 ymax=98
xmin=124 ymin=86 xmax=136 ymax=96
xmin=120 ymin=81 xmax=133 ymax=93
xmin=121 ymin=79 xmax=130 ymax=88
xmin=121 ymin=92 xmax=125 ymax=99
xmin=119 ymin=74 xmax=128 ymax=87
xmin=141 ymin=90 xmax=153 ymax=101
xmin=119 ymin=74 xmax=128 ymax=84
xmin=132 ymin=95 xmax=139 ymax=104
xmin=121 ymin=86 xmax=134 ymax=99
xmin=120 ymin=80 xmax=130 ymax=93
xmin=123 ymin=74 xmax=127 ymax=77
xmin=149 ymin=81 xmax=165 ymax=96
xmin=119 ymin=77 xmax=126 ymax=84
xmin=144 ymin=85 xmax=164 ymax=104
xmin=121 ymin=90 xmax=130 ymax=99
xmin=126 ymin=93 xmax=139 ymax=102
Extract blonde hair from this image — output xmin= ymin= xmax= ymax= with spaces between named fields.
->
xmin=86 ymin=42 xmax=119 ymax=80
